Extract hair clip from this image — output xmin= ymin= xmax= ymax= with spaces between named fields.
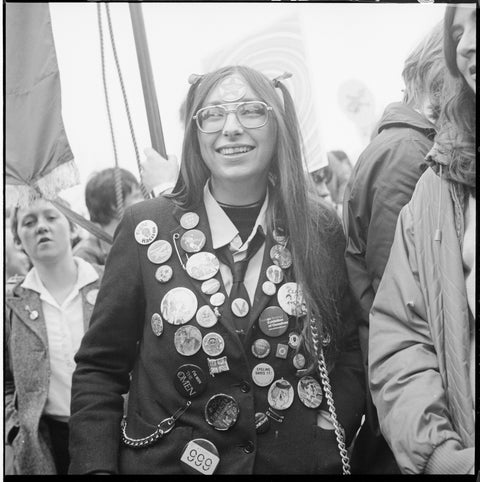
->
xmin=187 ymin=73 xmax=204 ymax=85
xmin=272 ymin=72 xmax=293 ymax=87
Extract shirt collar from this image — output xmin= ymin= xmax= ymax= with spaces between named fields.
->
xmin=203 ymin=180 xmax=269 ymax=252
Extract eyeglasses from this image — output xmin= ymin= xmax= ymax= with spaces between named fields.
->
xmin=193 ymin=101 xmax=273 ymax=134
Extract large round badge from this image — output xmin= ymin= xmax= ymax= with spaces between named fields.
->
xmin=277 ymin=282 xmax=307 ymax=317
xmin=204 ymin=394 xmax=239 ymax=431
xmin=180 ymin=212 xmax=200 ymax=230
xmin=186 ymin=252 xmax=220 ymax=281
xmin=231 ymin=298 xmax=249 ymax=318
xmin=210 ymin=292 xmax=225 ymax=307
xmin=251 ymin=363 xmax=275 ymax=387
xmin=155 ymin=265 xmax=173 ymax=283
xmin=151 ymin=313 xmax=164 ymax=337
xmin=180 ymin=438 xmax=220 ymax=475
xmin=180 ymin=229 xmax=206 ymax=253
xmin=270 ymin=245 xmax=292 ymax=269
xmin=297 ymin=376 xmax=323 ymax=408
xmin=262 ymin=281 xmax=276 ymax=296
xmin=258 ymin=306 xmax=289 ymax=338
xmin=201 ymin=278 xmax=220 ymax=295
xmin=147 ymin=240 xmax=172 ymax=264
xmin=267 ymin=378 xmax=294 ymax=410
xmin=174 ymin=325 xmax=202 ymax=356
xmin=134 ymin=220 xmax=158 ymax=245
xmin=251 ymin=339 xmax=271 ymax=359
xmin=174 ymin=364 xmax=208 ymax=398
xmin=196 ymin=305 xmax=218 ymax=328
xmin=266 ymin=265 xmax=284 ymax=284
xmin=202 ymin=332 xmax=225 ymax=357
xmin=161 ymin=287 xmax=198 ymax=325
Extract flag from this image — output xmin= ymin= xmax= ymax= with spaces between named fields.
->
xmin=202 ymin=13 xmax=328 ymax=172
xmin=6 ymin=3 xmax=78 ymax=208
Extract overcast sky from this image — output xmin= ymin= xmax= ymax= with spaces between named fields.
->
xmin=47 ymin=2 xmax=446 ymax=214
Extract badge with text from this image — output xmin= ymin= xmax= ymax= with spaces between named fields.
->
xmin=186 ymin=252 xmax=220 ymax=281
xmin=297 ymin=376 xmax=323 ymax=408
xmin=267 ymin=378 xmax=294 ymax=410
xmin=204 ymin=394 xmax=239 ymax=431
xmin=147 ymin=240 xmax=172 ymax=264
xmin=251 ymin=339 xmax=271 ymax=359
xmin=134 ymin=220 xmax=158 ymax=245
xmin=202 ymin=332 xmax=225 ymax=357
xmin=180 ymin=438 xmax=220 ymax=475
xmin=174 ymin=364 xmax=208 ymax=398
xmin=252 ymin=363 xmax=275 ymax=387
xmin=180 ymin=212 xmax=200 ymax=230
xmin=258 ymin=306 xmax=289 ymax=337
xmin=277 ymin=282 xmax=307 ymax=317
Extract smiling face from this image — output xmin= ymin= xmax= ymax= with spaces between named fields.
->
xmin=197 ymin=74 xmax=277 ymax=195
xmin=451 ymin=6 xmax=476 ymax=93
xmin=15 ymin=199 xmax=75 ymax=266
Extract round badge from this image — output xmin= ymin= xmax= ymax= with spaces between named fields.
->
xmin=272 ymin=228 xmax=287 ymax=245
xmin=201 ymin=278 xmax=220 ymax=295
xmin=155 ymin=265 xmax=173 ymax=283
xmin=29 ymin=310 xmax=39 ymax=320
xmin=174 ymin=364 xmax=208 ymax=398
xmin=277 ymin=282 xmax=307 ymax=317
xmin=251 ymin=339 xmax=271 ymax=359
xmin=151 ymin=313 xmax=164 ymax=337
xmin=251 ymin=363 xmax=275 ymax=387
xmin=267 ymin=378 xmax=294 ymax=411
xmin=180 ymin=438 xmax=220 ymax=475
xmin=147 ymin=240 xmax=172 ymax=264
xmin=180 ymin=229 xmax=207 ymax=253
xmin=262 ymin=281 xmax=276 ymax=296
xmin=258 ymin=306 xmax=289 ymax=338
xmin=202 ymin=332 xmax=225 ymax=357
xmin=293 ymin=353 xmax=306 ymax=369
xmin=134 ymin=220 xmax=158 ymax=245
xmin=297 ymin=376 xmax=323 ymax=408
xmin=288 ymin=331 xmax=301 ymax=349
xmin=86 ymin=289 xmax=99 ymax=305
xmin=174 ymin=325 xmax=202 ymax=356
xmin=196 ymin=305 xmax=219 ymax=328
xmin=186 ymin=252 xmax=220 ymax=281
xmin=270 ymin=245 xmax=292 ymax=269
xmin=218 ymin=74 xmax=247 ymax=102
xmin=180 ymin=212 xmax=200 ymax=230
xmin=231 ymin=298 xmax=249 ymax=318
xmin=204 ymin=394 xmax=239 ymax=431
xmin=161 ymin=287 xmax=198 ymax=325
xmin=266 ymin=265 xmax=284 ymax=284
xmin=255 ymin=412 xmax=270 ymax=434
xmin=210 ymin=292 xmax=226 ymax=307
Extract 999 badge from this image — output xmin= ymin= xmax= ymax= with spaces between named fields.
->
xmin=180 ymin=438 xmax=220 ymax=475
xmin=134 ymin=220 xmax=158 ymax=245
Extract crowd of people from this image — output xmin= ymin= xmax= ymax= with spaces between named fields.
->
xmin=4 ymin=4 xmax=475 ymax=475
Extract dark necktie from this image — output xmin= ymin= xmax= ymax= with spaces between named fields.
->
xmin=217 ymin=227 xmax=265 ymax=334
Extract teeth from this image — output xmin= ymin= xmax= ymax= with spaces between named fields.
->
xmin=219 ymin=146 xmax=253 ymax=155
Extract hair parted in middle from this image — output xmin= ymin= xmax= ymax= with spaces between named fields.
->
xmin=170 ymin=65 xmax=351 ymax=363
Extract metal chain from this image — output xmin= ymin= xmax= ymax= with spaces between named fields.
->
xmin=104 ymin=3 xmax=150 ymax=200
xmin=310 ymin=316 xmax=351 ymax=475
xmin=97 ymin=4 xmax=125 ymax=218
xmin=120 ymin=416 xmax=165 ymax=448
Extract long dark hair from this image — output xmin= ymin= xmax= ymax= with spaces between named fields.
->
xmin=437 ymin=5 xmax=476 ymax=193
xmin=171 ymin=65 xmax=348 ymax=360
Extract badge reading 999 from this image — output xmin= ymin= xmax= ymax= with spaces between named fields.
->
xmin=180 ymin=438 xmax=220 ymax=475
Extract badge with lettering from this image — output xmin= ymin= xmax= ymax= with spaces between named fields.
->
xmin=297 ymin=376 xmax=323 ymax=408
xmin=174 ymin=325 xmax=202 ymax=356
xmin=251 ymin=339 xmax=271 ymax=359
xmin=147 ymin=240 xmax=172 ymax=264
xmin=134 ymin=220 xmax=158 ymax=245
xmin=275 ymin=343 xmax=288 ymax=359
xmin=202 ymin=332 xmax=225 ymax=357
xmin=86 ymin=289 xmax=99 ymax=305
xmin=293 ymin=353 xmax=306 ymax=370
xmin=270 ymin=245 xmax=292 ymax=269
xmin=231 ymin=298 xmax=249 ymax=318
xmin=174 ymin=364 xmax=208 ymax=398
xmin=218 ymin=74 xmax=247 ymax=102
xmin=151 ymin=313 xmax=164 ymax=336
xmin=155 ymin=265 xmax=173 ymax=283
xmin=266 ymin=265 xmax=284 ymax=284
xmin=258 ymin=306 xmax=289 ymax=337
xmin=267 ymin=378 xmax=294 ymax=410
xmin=251 ymin=363 xmax=275 ymax=387
xmin=210 ymin=292 xmax=225 ymax=307
xmin=201 ymin=278 xmax=220 ymax=295
xmin=161 ymin=287 xmax=198 ymax=325
xmin=262 ymin=281 xmax=276 ymax=296
xmin=277 ymin=282 xmax=307 ymax=317
xmin=180 ymin=212 xmax=200 ymax=230
xmin=255 ymin=412 xmax=270 ymax=434
xmin=186 ymin=252 xmax=220 ymax=281
xmin=180 ymin=438 xmax=220 ymax=475
xmin=207 ymin=356 xmax=230 ymax=377
xmin=196 ymin=305 xmax=218 ymax=328
xmin=205 ymin=394 xmax=240 ymax=431
xmin=180 ymin=229 xmax=207 ymax=254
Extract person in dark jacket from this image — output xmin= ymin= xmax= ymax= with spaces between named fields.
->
xmin=343 ymin=21 xmax=449 ymax=473
xmin=68 ymin=65 xmax=365 ymax=475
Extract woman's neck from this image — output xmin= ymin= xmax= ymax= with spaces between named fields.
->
xmin=210 ymin=176 xmax=268 ymax=206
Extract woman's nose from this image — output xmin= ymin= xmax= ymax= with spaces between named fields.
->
xmin=222 ymin=112 xmax=243 ymax=137
xmin=458 ymin=27 xmax=476 ymax=59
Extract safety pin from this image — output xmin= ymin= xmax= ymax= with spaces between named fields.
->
xmin=172 ymin=233 xmax=189 ymax=270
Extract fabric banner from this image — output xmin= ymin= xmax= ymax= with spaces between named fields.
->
xmin=202 ymin=13 xmax=327 ymax=172
xmin=6 ymin=3 xmax=78 ymax=208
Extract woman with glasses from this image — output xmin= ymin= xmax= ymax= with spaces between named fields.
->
xmin=69 ymin=65 xmax=365 ymax=475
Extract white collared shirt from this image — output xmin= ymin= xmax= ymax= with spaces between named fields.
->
xmin=203 ymin=182 xmax=268 ymax=303
xmin=21 ymin=257 xmax=99 ymax=421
